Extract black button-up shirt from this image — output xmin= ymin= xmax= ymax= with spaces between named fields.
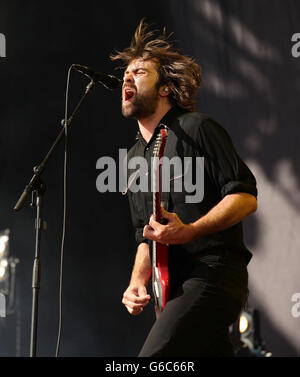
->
xmin=124 ymin=106 xmax=257 ymax=268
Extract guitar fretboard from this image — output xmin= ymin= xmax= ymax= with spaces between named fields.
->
xmin=152 ymin=127 xmax=167 ymax=268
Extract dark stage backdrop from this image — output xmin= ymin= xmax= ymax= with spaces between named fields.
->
xmin=0 ymin=0 xmax=299 ymax=357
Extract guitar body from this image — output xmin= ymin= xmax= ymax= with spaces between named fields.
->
xmin=152 ymin=240 xmax=170 ymax=318
xmin=152 ymin=127 xmax=170 ymax=318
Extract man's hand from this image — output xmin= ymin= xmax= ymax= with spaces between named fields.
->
xmin=122 ymin=285 xmax=151 ymax=316
xmin=143 ymin=193 xmax=257 ymax=245
xmin=143 ymin=206 xmax=196 ymax=245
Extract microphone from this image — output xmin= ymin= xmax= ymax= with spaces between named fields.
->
xmin=73 ymin=64 xmax=122 ymax=90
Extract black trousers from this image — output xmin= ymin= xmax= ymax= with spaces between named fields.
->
xmin=138 ymin=250 xmax=248 ymax=357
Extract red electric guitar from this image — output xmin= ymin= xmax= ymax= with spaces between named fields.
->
xmin=152 ymin=127 xmax=170 ymax=318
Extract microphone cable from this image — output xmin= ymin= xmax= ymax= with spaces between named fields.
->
xmin=55 ymin=64 xmax=74 ymax=357
xmin=54 ymin=64 xmax=114 ymax=356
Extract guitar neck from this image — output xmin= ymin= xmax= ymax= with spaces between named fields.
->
xmin=152 ymin=127 xmax=168 ymax=267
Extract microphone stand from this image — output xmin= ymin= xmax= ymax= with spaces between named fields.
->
xmin=13 ymin=79 xmax=96 ymax=357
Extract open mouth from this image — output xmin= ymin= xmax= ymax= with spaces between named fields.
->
xmin=124 ymin=88 xmax=135 ymax=101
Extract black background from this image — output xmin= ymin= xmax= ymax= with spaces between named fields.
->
xmin=0 ymin=0 xmax=299 ymax=357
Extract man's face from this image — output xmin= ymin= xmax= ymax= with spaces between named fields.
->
xmin=122 ymin=58 xmax=160 ymax=120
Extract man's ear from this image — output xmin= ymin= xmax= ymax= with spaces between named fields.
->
xmin=159 ymin=86 xmax=170 ymax=97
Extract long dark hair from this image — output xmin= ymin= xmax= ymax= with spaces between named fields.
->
xmin=110 ymin=19 xmax=202 ymax=112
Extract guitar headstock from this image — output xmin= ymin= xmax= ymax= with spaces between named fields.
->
xmin=152 ymin=126 xmax=168 ymax=214
xmin=153 ymin=126 xmax=168 ymax=159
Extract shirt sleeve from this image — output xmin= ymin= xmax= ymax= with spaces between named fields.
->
xmin=197 ymin=117 xmax=258 ymax=198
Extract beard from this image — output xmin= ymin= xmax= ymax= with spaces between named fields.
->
xmin=122 ymin=86 xmax=159 ymax=120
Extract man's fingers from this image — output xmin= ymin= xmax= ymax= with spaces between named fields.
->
xmin=146 ymin=216 xmax=166 ymax=236
xmin=123 ymin=291 xmax=150 ymax=304
xmin=161 ymin=206 xmax=177 ymax=221
xmin=122 ymin=292 xmax=150 ymax=315
xmin=161 ymin=205 xmax=170 ymax=217
xmin=122 ymin=297 xmax=142 ymax=309
xmin=149 ymin=215 xmax=162 ymax=230
xmin=122 ymin=297 xmax=149 ymax=308
xmin=143 ymin=224 xmax=152 ymax=237
xmin=126 ymin=306 xmax=144 ymax=316
xmin=122 ymin=284 xmax=151 ymax=316
xmin=122 ymin=288 xmax=151 ymax=315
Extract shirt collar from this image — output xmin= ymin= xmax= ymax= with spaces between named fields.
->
xmin=135 ymin=106 xmax=186 ymax=142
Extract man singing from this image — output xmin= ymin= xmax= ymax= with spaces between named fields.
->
xmin=111 ymin=19 xmax=258 ymax=357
